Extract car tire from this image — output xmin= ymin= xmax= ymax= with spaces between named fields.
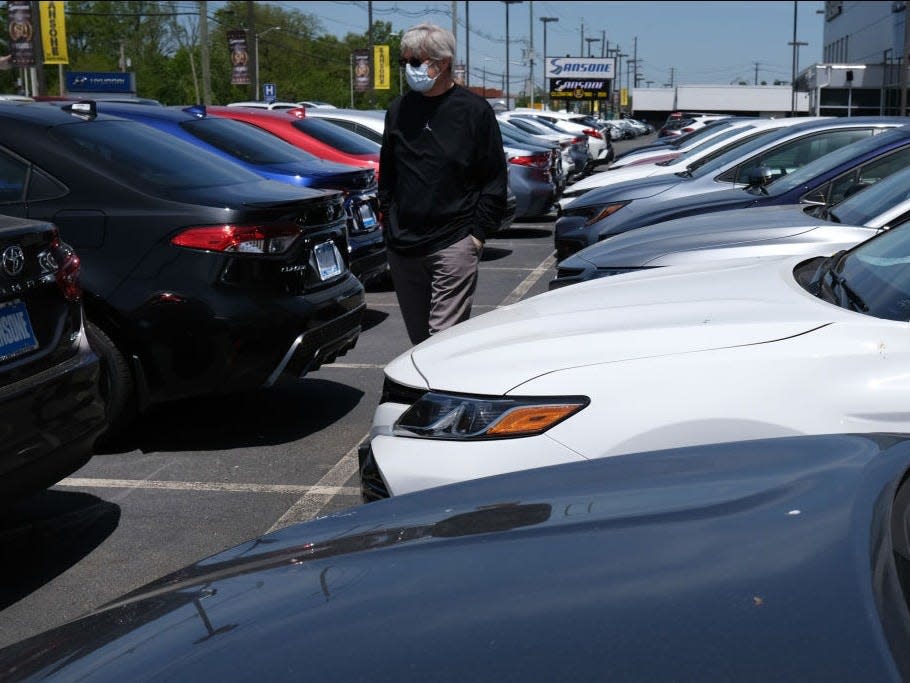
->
xmin=85 ymin=320 xmax=136 ymax=444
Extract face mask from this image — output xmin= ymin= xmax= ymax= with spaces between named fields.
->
xmin=405 ymin=61 xmax=438 ymax=92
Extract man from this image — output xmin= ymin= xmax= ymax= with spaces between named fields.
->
xmin=379 ymin=23 xmax=509 ymax=345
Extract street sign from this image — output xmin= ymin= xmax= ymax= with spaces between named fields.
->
xmin=263 ymin=82 xmax=276 ymax=103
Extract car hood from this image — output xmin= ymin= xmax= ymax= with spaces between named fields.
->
xmin=565 ymin=173 xmax=680 ymax=209
xmin=572 ymin=205 xmax=847 ymax=267
xmin=399 ymin=256 xmax=842 ymax=394
xmin=0 ymin=433 xmax=906 ymax=681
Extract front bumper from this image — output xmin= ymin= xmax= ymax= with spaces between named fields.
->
xmin=363 ymin=400 xmax=585 ymax=499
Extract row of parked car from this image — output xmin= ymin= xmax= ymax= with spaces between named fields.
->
xmin=10 ymin=101 xmax=910 ymax=677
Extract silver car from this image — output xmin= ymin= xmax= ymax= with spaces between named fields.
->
xmin=550 ymin=162 xmax=910 ymax=288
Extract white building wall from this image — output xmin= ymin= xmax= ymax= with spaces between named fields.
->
xmin=630 ymin=86 xmax=809 ymax=115
xmin=822 ymin=0 xmax=904 ymax=63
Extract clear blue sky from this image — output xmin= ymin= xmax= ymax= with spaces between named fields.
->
xmin=276 ymin=1 xmax=825 ymax=90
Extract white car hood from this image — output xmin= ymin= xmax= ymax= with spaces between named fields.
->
xmin=389 ymin=256 xmax=843 ymax=395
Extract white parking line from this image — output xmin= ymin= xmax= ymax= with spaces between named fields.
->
xmin=57 ymin=477 xmax=360 ymax=497
xmin=67 ymin=251 xmax=557 ymax=530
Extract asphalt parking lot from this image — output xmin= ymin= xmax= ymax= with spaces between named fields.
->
xmin=0 ymin=134 xmax=652 ymax=648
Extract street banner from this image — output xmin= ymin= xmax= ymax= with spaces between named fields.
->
xmin=227 ymin=29 xmax=250 ymax=85
xmin=7 ymin=1 xmax=36 ymax=67
xmin=373 ymin=44 xmax=389 ymax=90
xmin=39 ymin=1 xmax=68 ymax=64
xmin=453 ymin=62 xmax=466 ymax=86
xmin=548 ymin=78 xmax=610 ymax=100
xmin=353 ymin=49 xmax=370 ymax=92
xmin=620 ymin=87 xmax=628 ymax=107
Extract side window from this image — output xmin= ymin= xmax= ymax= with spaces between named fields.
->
xmin=730 ymin=129 xmax=873 ymax=184
xmin=0 ymin=151 xmax=28 ymax=203
xmin=826 ymin=146 xmax=910 ymax=206
xmin=328 ymin=119 xmax=356 ymax=133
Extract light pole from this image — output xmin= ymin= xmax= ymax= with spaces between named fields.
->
xmin=255 ymin=26 xmax=281 ymax=101
xmin=540 ymin=16 xmax=558 ymax=110
xmin=502 ymin=1 xmax=523 ymax=109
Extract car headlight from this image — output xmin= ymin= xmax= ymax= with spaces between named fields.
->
xmin=561 ymin=201 xmax=629 ymax=226
xmin=393 ymin=392 xmax=589 ymax=440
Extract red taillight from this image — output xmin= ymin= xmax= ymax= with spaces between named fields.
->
xmin=508 ymin=152 xmax=550 ymax=168
xmin=681 ymin=127 xmax=695 ymax=133
xmin=583 ymin=128 xmax=603 ymax=139
xmin=572 ymin=136 xmax=586 ymax=145
xmin=171 ymin=223 xmax=302 ymax=254
xmin=53 ymin=241 xmax=82 ymax=302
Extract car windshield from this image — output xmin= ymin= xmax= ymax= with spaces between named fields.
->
xmin=687 ymin=126 xmax=802 ymax=178
xmin=508 ymin=117 xmax=559 ymax=136
xmin=768 ymin=129 xmax=908 ymax=197
xmin=669 ymin=120 xmax=738 ymax=149
xmin=50 ymin=119 xmax=262 ymax=189
xmin=805 ymin=218 xmax=910 ymax=321
xmin=828 ymin=164 xmax=910 ymax=226
xmin=670 ymin=125 xmax=758 ymax=163
xmin=291 ymin=117 xmax=380 ymax=154
xmin=181 ymin=117 xmax=321 ymax=165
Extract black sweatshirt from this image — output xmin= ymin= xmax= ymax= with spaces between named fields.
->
xmin=378 ymin=85 xmax=509 ymax=257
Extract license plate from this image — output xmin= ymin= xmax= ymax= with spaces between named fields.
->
xmin=313 ymin=240 xmax=343 ymax=280
xmin=358 ymin=203 xmax=378 ymax=229
xmin=0 ymin=300 xmax=38 ymax=362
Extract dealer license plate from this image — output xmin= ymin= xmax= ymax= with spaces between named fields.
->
xmin=0 ymin=300 xmax=38 ymax=362
xmin=358 ymin=203 xmax=378 ymax=229
xmin=313 ymin=240 xmax=343 ymax=281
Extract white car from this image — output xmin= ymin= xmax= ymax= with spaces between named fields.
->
xmin=301 ymin=107 xmax=386 ymax=144
xmin=363 ymin=219 xmax=910 ymax=498
xmin=557 ymin=117 xmax=829 ymax=210
xmin=501 ymin=111 xmax=609 ymax=166
xmin=225 ymin=101 xmax=302 ymax=110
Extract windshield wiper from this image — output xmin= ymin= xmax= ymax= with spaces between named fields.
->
xmin=818 ymin=250 xmax=868 ymax=313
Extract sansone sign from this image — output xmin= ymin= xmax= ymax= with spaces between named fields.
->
xmin=549 ymin=79 xmax=611 ymax=100
xmin=545 ymin=57 xmax=615 ymax=79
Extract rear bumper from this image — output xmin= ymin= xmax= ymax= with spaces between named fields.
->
xmin=0 ymin=340 xmax=105 ymax=502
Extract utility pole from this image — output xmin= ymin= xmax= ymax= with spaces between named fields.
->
xmin=788 ymin=0 xmax=807 ymax=114
xmin=200 ymin=1 xmax=212 ymax=104
xmin=465 ymin=1 xmax=470 ymax=87
xmin=580 ymin=20 xmax=584 ymax=57
xmin=754 ymin=61 xmax=760 ymax=85
xmin=540 ymin=16 xmax=558 ymax=110
xmin=246 ymin=0 xmax=256 ymax=100
xmin=632 ymin=36 xmax=638 ymax=87
xmin=528 ymin=0 xmax=534 ymax=107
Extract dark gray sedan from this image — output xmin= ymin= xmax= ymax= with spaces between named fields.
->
xmin=2 ymin=433 xmax=910 ymax=681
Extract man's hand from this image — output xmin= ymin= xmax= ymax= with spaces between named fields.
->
xmin=470 ymin=235 xmax=484 ymax=251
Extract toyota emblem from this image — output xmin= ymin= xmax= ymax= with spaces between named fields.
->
xmin=2 ymin=246 xmax=25 ymax=276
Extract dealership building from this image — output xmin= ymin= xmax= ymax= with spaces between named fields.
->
xmin=552 ymin=1 xmax=910 ymax=122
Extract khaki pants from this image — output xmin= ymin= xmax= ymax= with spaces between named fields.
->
xmin=387 ymin=234 xmax=482 ymax=345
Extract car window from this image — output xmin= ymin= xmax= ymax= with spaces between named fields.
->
xmin=829 ymin=164 xmax=910 ymax=226
xmin=50 ymin=120 xmax=263 ymax=189
xmin=837 ymin=221 xmax=910 ymax=320
xmin=291 ymin=118 xmax=380 ymax=154
xmin=716 ymin=129 xmax=873 ymax=184
xmin=770 ymin=129 xmax=910 ymax=197
xmin=181 ymin=117 xmax=321 ymax=164
xmin=0 ymin=150 xmax=27 ymax=202
xmin=821 ymin=147 xmax=910 ymax=206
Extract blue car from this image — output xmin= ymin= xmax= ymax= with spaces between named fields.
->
xmin=555 ymin=116 xmax=910 ymax=260
xmin=88 ymin=102 xmax=388 ymax=287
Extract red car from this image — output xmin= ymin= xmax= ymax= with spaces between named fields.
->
xmin=206 ymin=106 xmax=380 ymax=178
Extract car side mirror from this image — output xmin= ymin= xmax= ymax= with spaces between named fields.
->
xmin=745 ymin=165 xmax=774 ymax=188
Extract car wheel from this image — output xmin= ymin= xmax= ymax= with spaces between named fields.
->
xmin=85 ymin=320 xmax=136 ymax=444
